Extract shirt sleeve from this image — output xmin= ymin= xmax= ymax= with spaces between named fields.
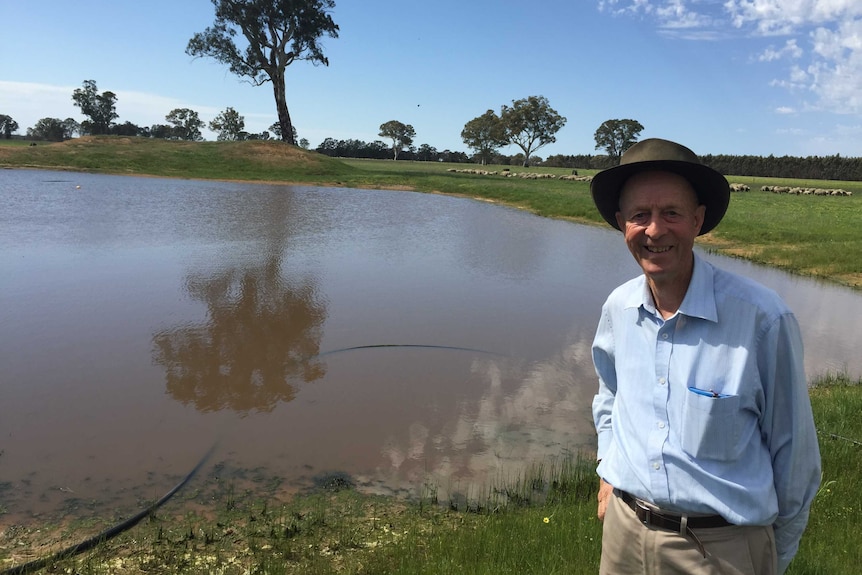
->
xmin=761 ymin=312 xmax=821 ymax=574
xmin=592 ymin=303 xmax=617 ymax=462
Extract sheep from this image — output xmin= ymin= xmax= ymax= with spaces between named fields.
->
xmin=446 ymin=168 xmax=596 ymax=182
xmin=759 ymin=185 xmax=851 ymax=196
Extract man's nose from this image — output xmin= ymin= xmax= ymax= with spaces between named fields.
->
xmin=645 ymin=213 xmax=666 ymax=237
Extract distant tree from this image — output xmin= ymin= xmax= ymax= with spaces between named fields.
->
xmin=187 ymin=0 xmax=339 ymax=146
xmin=500 ymin=96 xmax=566 ymax=167
xmin=544 ymin=153 xmax=597 ymax=169
xmin=315 ymin=136 xmax=411 ymax=159
xmin=594 ymin=119 xmax=644 ymax=163
xmin=62 ymin=118 xmax=81 ymax=138
xmin=166 ymin=108 xmax=205 ymax=141
xmin=150 ymin=124 xmax=176 ymax=139
xmin=111 ymin=121 xmax=145 ymax=136
xmin=378 ymin=120 xmax=415 ymax=160
xmin=71 ymin=80 xmax=118 ymax=135
xmin=439 ymin=149 xmax=470 ymax=163
xmin=27 ymin=117 xmax=75 ymax=141
xmin=268 ymin=121 xmax=298 ymax=143
xmin=490 ymin=152 xmax=512 ymax=165
xmin=417 ymin=143 xmax=438 ymax=162
xmin=298 ymin=137 xmax=310 ymax=149
xmin=461 ymin=109 xmax=508 ymax=165
xmin=209 ymin=107 xmax=246 ymax=141
xmin=0 ymin=114 xmax=19 ymax=139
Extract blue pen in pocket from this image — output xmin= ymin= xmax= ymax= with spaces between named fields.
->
xmin=688 ymin=386 xmax=730 ymax=399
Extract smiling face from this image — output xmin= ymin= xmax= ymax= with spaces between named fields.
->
xmin=615 ymin=170 xmax=706 ymax=296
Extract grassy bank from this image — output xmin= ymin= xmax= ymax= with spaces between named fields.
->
xmin=2 ymin=137 xmax=860 ymax=289
xmin=1 ymin=374 xmax=859 ymax=574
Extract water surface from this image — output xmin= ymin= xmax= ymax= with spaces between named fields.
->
xmin=2 ymin=169 xmax=860 ymax=524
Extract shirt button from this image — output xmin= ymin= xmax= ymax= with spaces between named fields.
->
xmin=658 ymin=422 xmax=666 ymax=429
xmin=661 ymin=333 xmax=669 ymax=340
xmin=658 ymin=377 xmax=666 ymax=385
xmin=653 ymin=462 xmax=661 ymax=470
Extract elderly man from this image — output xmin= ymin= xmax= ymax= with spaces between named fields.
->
xmin=589 ymin=138 xmax=820 ymax=575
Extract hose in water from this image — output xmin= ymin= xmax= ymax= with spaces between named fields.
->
xmin=1 ymin=442 xmax=218 ymax=575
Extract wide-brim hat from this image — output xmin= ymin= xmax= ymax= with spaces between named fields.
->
xmin=590 ymin=138 xmax=729 ymax=235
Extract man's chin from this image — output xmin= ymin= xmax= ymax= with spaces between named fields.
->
xmin=639 ymin=262 xmax=672 ymax=281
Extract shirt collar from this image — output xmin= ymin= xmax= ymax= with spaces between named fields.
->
xmin=679 ymin=254 xmax=718 ymax=322
xmin=623 ymin=253 xmax=718 ymax=323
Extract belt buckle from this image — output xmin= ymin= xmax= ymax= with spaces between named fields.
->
xmin=634 ymin=499 xmax=652 ymax=526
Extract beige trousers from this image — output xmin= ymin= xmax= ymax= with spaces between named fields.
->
xmin=600 ymin=492 xmax=777 ymax=575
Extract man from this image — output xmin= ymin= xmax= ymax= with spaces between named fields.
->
xmin=589 ymin=138 xmax=821 ymax=575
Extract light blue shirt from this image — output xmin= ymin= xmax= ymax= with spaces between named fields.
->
xmin=592 ymin=254 xmax=821 ymax=574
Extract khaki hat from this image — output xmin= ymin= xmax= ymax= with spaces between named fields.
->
xmin=590 ymin=138 xmax=730 ymax=235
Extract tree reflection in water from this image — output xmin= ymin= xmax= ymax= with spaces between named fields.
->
xmin=152 ymin=257 xmax=327 ymax=413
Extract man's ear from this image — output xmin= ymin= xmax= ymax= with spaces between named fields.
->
xmin=694 ymin=204 xmax=706 ymax=234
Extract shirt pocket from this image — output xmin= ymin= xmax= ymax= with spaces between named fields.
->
xmin=681 ymin=387 xmax=742 ymax=461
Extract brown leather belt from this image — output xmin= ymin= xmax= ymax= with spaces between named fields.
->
xmin=615 ymin=489 xmax=732 ymax=557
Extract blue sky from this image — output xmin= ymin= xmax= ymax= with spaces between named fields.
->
xmin=2 ymin=1 xmax=862 ymax=158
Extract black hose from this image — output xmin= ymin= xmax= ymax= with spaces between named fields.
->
xmin=1 ymin=442 xmax=218 ymax=575
xmin=315 ymin=343 xmax=503 ymax=358
xmin=830 ymin=433 xmax=862 ymax=446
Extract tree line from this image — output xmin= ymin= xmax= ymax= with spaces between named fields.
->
xmin=3 ymin=0 xmax=860 ymax=181
xmin=2 ymin=80 xmax=306 ymax=144
xmin=699 ymin=154 xmax=862 ymax=182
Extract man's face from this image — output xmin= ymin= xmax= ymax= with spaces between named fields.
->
xmin=615 ymin=170 xmax=705 ymax=287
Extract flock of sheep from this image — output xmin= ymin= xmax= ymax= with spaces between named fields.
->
xmin=757 ymin=184 xmax=852 ymax=196
xmin=447 ymin=169 xmax=854 ymax=197
xmin=730 ymin=182 xmax=852 ymax=196
xmin=446 ymin=168 xmax=593 ymax=181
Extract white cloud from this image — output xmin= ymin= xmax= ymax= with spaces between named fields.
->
xmin=598 ymin=0 xmax=654 ymax=16
xmin=656 ymin=0 xmax=714 ymax=28
xmin=775 ymin=106 xmax=797 ymax=114
xmin=724 ymin=0 xmax=862 ymax=34
xmin=0 ymin=81 xmax=80 ymax=131
xmin=775 ymin=127 xmax=805 ymax=134
xmin=759 ymin=39 xmax=803 ymax=61
xmin=599 ymin=0 xmax=721 ymax=36
xmin=598 ymin=1 xmax=862 ymax=115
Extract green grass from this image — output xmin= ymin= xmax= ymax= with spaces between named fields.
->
xmin=789 ymin=374 xmax=862 ymax=574
xmin=0 ymin=136 xmax=356 ymax=182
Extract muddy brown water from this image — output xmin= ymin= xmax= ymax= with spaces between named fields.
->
xmin=2 ymin=169 xmax=861 ymax=526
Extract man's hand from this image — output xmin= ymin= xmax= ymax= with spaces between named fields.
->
xmin=597 ymin=478 xmax=614 ymax=521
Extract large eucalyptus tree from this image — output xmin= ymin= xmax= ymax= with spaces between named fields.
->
xmin=500 ymin=96 xmax=566 ymax=167
xmin=187 ymin=0 xmax=339 ymax=146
